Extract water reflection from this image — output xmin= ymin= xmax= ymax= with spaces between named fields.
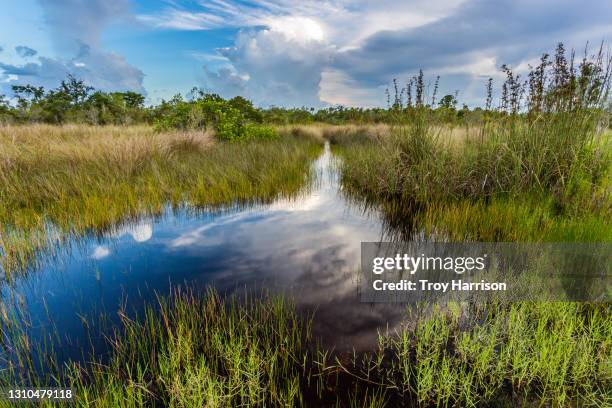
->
xmin=2 ymin=143 xmax=409 ymax=366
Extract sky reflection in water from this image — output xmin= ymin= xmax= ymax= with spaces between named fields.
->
xmin=2 ymin=144 xmax=408 ymax=362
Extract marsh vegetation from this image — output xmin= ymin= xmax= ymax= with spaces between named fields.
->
xmin=0 ymin=42 xmax=610 ymax=406
xmin=0 ymin=125 xmax=322 ymax=276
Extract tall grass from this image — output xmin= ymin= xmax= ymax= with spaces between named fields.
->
xmin=0 ymin=288 xmax=314 ymax=407
xmin=332 ymin=301 xmax=611 ymax=407
xmin=0 ymin=125 xmax=323 ymax=276
xmin=332 ymin=113 xmax=611 ymax=241
xmin=332 ymin=43 xmax=611 ymax=242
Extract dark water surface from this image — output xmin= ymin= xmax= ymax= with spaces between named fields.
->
xmin=1 ymin=144 xmax=408 ymax=365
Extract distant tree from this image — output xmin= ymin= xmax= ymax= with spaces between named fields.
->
xmin=11 ymin=84 xmax=45 ymax=109
xmin=0 ymin=94 xmax=9 ymax=110
xmin=59 ymin=74 xmax=93 ymax=105
xmin=39 ymin=90 xmax=73 ymax=123
xmin=228 ymin=95 xmax=263 ymax=123
xmin=0 ymin=94 xmax=12 ymax=120
xmin=438 ymin=94 xmax=457 ymax=110
xmin=120 ymin=91 xmax=145 ymax=109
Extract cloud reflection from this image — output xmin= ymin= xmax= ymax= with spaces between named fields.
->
xmin=110 ymin=222 xmax=153 ymax=243
xmin=91 ymin=245 xmax=110 ymax=260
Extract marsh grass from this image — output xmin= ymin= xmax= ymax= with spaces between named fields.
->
xmin=331 ymin=114 xmax=611 ymax=242
xmin=342 ymin=301 xmax=612 ymax=407
xmin=0 ymin=288 xmax=314 ymax=407
xmin=331 ymin=42 xmax=612 ymax=241
xmin=1 ymin=290 xmax=607 ymax=407
xmin=0 ymin=125 xmax=322 ymax=276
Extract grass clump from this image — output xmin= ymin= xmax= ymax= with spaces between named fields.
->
xmin=328 ymin=301 xmax=611 ymax=407
xmin=335 ymin=116 xmax=611 ymax=241
xmin=0 ymin=288 xmax=313 ymax=407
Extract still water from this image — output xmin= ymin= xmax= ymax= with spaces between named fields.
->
xmin=1 ymin=144 xmax=408 ymax=365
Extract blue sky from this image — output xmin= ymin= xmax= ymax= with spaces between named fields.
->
xmin=1 ymin=0 xmax=611 ymax=107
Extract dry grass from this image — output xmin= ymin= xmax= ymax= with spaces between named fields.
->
xmin=314 ymin=123 xmax=479 ymax=147
xmin=0 ymin=124 xmax=213 ymax=164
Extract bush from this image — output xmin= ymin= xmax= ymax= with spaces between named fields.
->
xmin=214 ymin=106 xmax=246 ymax=141
xmin=243 ymin=124 xmax=279 ymax=140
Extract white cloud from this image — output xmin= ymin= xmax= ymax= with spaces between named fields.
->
xmin=319 ymin=70 xmax=386 ymax=107
xmin=262 ymin=16 xmax=325 ymax=43
xmin=159 ymin=0 xmax=612 ymax=107
xmin=140 ymin=0 xmax=466 ymax=106
xmin=0 ymin=45 xmax=146 ymax=94
xmin=203 ymin=18 xmax=335 ymax=107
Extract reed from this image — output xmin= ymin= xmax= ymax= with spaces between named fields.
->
xmin=0 ymin=288 xmax=314 ymax=407
xmin=332 ymin=111 xmax=611 ymax=242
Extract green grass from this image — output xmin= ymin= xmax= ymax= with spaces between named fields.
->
xmin=0 ymin=290 xmax=608 ymax=407
xmin=0 ymin=125 xmax=323 ymax=276
xmin=337 ymin=301 xmax=611 ymax=407
xmin=0 ymin=288 xmax=314 ymax=407
xmin=330 ymin=114 xmax=611 ymax=242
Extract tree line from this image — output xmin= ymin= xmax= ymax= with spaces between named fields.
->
xmin=1 ymin=43 xmax=610 ymax=131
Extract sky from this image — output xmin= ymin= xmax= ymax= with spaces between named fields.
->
xmin=1 ymin=0 xmax=611 ymax=108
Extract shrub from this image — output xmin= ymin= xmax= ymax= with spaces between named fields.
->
xmin=243 ymin=124 xmax=279 ymax=141
xmin=214 ymin=106 xmax=246 ymax=141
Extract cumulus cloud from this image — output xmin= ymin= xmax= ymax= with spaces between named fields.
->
xmin=143 ymin=0 xmax=612 ymax=107
xmin=142 ymin=0 xmax=466 ymax=106
xmin=331 ymin=0 xmax=612 ymax=105
xmin=203 ymin=16 xmax=334 ymax=107
xmin=15 ymin=46 xmax=37 ymax=58
xmin=0 ymin=0 xmax=144 ymax=96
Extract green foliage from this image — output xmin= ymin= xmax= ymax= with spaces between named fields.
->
xmin=152 ymin=91 xmax=278 ymax=142
xmin=228 ymin=95 xmax=263 ymax=123
xmin=244 ymin=124 xmax=279 ymax=140
xmin=438 ymin=94 xmax=457 ymax=109
xmin=214 ymin=105 xmax=246 ymax=141
xmin=0 ymin=94 xmax=11 ymax=122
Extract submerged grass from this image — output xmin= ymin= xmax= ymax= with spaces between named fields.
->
xmin=0 ymin=124 xmax=323 ymax=276
xmin=0 ymin=288 xmax=313 ymax=407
